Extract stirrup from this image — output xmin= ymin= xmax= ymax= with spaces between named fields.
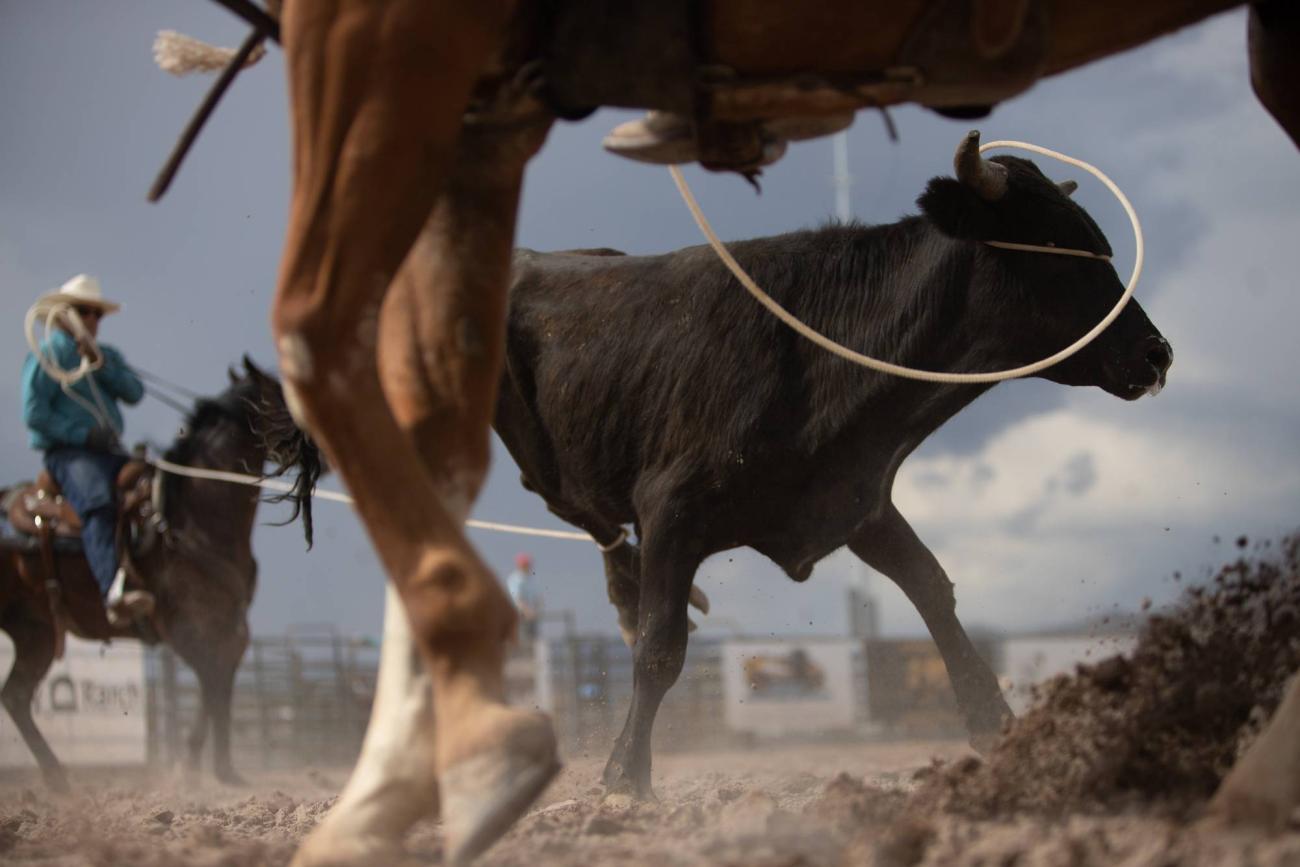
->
xmin=106 ymin=567 xmax=155 ymax=625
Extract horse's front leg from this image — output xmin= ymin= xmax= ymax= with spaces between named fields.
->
xmin=272 ymin=2 xmax=556 ymax=864
xmin=316 ymin=114 xmax=559 ymax=863
xmin=1206 ymin=670 xmax=1300 ymax=829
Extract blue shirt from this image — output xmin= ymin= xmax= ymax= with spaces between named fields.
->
xmin=506 ymin=569 xmax=541 ymax=612
xmin=21 ymin=329 xmax=144 ymax=450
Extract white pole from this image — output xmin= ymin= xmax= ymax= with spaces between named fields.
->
xmin=832 ymin=131 xmax=852 ymax=222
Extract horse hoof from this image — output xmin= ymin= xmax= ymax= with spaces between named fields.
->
xmin=440 ymin=713 xmax=560 ymax=865
xmin=289 ymin=834 xmax=420 ymax=867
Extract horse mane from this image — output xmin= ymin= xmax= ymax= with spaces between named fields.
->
xmin=252 ymin=380 xmax=324 ymax=549
xmin=160 ymin=358 xmax=322 ymax=547
xmin=161 ymin=380 xmax=260 ymax=471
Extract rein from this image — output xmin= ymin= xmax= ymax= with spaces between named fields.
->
xmin=669 ymin=139 xmax=1142 ymax=384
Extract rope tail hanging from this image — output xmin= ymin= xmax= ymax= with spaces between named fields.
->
xmin=147 ymin=0 xmax=282 ymax=202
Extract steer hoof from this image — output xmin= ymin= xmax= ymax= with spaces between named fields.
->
xmin=216 ymin=768 xmax=249 ymax=787
xmin=440 ymin=710 xmax=560 ymax=865
xmin=43 ymin=768 xmax=72 ymax=796
xmin=600 ymin=758 xmax=656 ymax=803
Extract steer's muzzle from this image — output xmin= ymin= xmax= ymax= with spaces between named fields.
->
xmin=1127 ymin=334 xmax=1173 ymax=399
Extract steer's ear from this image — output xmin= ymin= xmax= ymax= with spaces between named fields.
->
xmin=917 ymin=176 xmax=1001 ymax=241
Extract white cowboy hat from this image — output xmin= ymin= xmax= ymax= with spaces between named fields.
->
xmin=35 ymin=274 xmax=122 ymax=315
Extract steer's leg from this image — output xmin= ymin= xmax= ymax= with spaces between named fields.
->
xmin=1206 ymin=670 xmax=1300 ymax=829
xmin=848 ymin=503 xmax=1012 ymax=744
xmin=602 ymin=515 xmax=701 ymax=798
xmin=273 ymin=2 xmax=556 ymax=864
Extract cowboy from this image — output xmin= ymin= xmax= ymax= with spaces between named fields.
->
xmin=506 ymin=552 xmax=543 ymax=642
xmin=20 ymin=274 xmax=152 ymax=624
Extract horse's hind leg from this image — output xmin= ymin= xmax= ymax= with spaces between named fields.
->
xmin=1 ymin=616 xmax=69 ymax=793
xmin=185 ymin=701 xmax=210 ymax=775
xmin=176 ymin=620 xmax=249 ymax=785
xmin=1206 ymin=670 xmax=1300 ymax=829
xmin=272 ymin=2 xmax=556 ymax=864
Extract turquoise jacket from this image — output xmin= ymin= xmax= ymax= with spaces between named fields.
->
xmin=21 ymin=329 xmax=144 ymax=451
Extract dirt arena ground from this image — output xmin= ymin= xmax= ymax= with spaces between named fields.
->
xmin=0 ymin=737 xmax=1296 ymax=867
xmin=3 ymin=537 xmax=1298 ymax=865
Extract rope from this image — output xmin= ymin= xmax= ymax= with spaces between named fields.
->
xmin=596 ymin=527 xmax=630 ymax=552
xmin=24 ymin=301 xmax=102 ymax=386
xmin=129 ymin=364 xmax=205 ymax=401
xmin=23 ymin=300 xmax=117 ymax=433
xmin=668 ymin=138 xmax=1143 ymax=384
xmin=142 ymin=385 xmax=193 ymax=416
xmin=149 ymin=457 xmax=595 ymax=543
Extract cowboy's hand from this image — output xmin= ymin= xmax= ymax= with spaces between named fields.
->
xmin=85 ymin=426 xmax=118 ymax=452
xmin=76 ymin=336 xmax=103 ymax=366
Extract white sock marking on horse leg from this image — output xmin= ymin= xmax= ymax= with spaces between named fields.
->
xmin=307 ymin=474 xmax=479 ymax=847
xmin=305 ymin=583 xmax=436 ymax=845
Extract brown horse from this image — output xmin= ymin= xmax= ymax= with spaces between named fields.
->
xmin=171 ymin=1 xmax=1300 ymax=864
xmin=0 ymin=358 xmax=316 ymax=790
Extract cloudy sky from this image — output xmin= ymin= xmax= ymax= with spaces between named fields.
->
xmin=2 ymin=5 xmax=1297 ymax=645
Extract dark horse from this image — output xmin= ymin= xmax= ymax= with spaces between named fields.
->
xmin=0 ymin=358 xmax=317 ymax=790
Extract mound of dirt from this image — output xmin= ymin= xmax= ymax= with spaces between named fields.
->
xmin=917 ymin=533 xmax=1300 ymax=819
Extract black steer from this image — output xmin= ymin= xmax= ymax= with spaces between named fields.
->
xmin=493 ymin=130 xmax=1172 ymax=797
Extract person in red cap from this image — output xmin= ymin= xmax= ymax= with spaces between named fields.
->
xmin=505 ymin=552 xmax=542 ymax=642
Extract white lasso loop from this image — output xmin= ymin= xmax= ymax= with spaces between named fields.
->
xmin=24 ymin=300 xmax=104 ymax=385
xmin=669 ymin=139 xmax=1143 ymax=384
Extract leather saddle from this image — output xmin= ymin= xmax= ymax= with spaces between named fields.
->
xmin=5 ymin=461 xmax=155 ymax=541
xmin=2 ymin=461 xmax=160 ymax=655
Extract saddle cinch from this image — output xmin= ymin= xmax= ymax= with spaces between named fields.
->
xmin=3 ymin=461 xmax=162 ymax=652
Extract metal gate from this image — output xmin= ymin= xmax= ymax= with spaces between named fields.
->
xmin=147 ymin=626 xmax=379 ymax=770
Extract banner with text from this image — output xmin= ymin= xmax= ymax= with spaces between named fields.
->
xmin=0 ymin=636 xmax=147 ymax=768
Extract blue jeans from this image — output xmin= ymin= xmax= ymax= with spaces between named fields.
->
xmin=43 ymin=447 xmax=128 ymax=598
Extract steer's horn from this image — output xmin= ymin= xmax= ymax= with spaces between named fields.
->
xmin=955 ymin=130 xmax=1008 ymax=201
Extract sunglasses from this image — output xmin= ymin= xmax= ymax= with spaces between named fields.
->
xmin=73 ymin=305 xmax=104 ymax=320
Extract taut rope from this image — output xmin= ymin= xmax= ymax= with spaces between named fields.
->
xmin=149 ymin=457 xmax=594 ymax=544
